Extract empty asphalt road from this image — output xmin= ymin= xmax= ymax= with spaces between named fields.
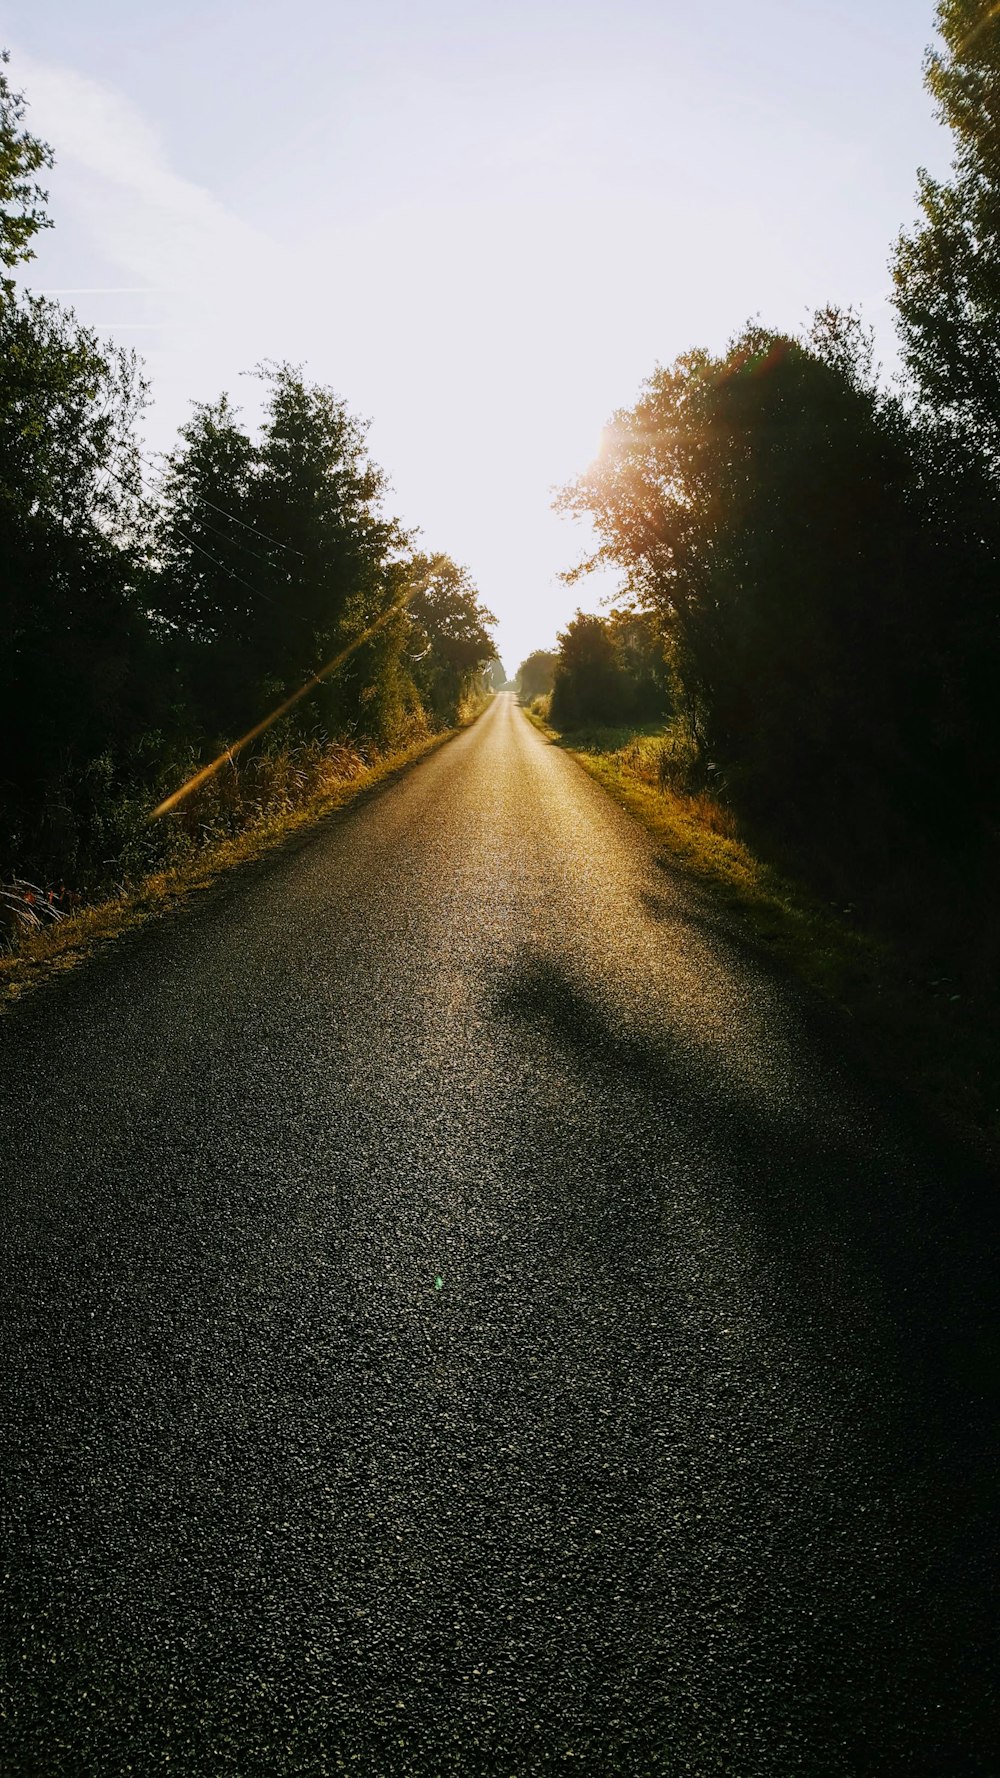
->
xmin=1 ymin=692 xmax=996 ymax=1776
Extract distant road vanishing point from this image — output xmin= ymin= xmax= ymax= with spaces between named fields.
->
xmin=1 ymin=692 xmax=996 ymax=1775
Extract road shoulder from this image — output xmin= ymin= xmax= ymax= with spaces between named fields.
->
xmin=520 ymin=701 xmax=999 ymax=1168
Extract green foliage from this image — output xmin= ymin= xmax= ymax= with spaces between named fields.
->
xmin=548 ymin=608 xmax=670 ymax=730
xmin=544 ymin=4 xmax=1000 ymax=1027
xmin=154 ymin=366 xmax=415 ymax=743
xmin=558 ymin=312 xmax=1000 ymax=913
xmin=153 ymin=394 xmax=260 ymax=645
xmin=515 ymin=648 xmax=558 ymax=702
xmin=0 ymin=51 xmax=52 ymax=299
xmin=0 ymin=293 xmax=169 ymax=884
xmin=605 ymin=607 xmax=672 ymax=722
xmin=550 ymin=612 xmax=627 ymax=728
xmin=403 ymin=552 xmax=498 ymax=723
xmin=893 ymin=2 xmax=1000 ymax=457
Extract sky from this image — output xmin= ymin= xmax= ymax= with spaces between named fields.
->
xmin=3 ymin=0 xmax=950 ymax=673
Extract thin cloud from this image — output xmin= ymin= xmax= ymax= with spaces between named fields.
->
xmin=96 ymin=322 xmax=183 ymax=331
xmin=38 ymin=286 xmax=173 ymax=294
xmin=13 ymin=53 xmax=282 ymax=320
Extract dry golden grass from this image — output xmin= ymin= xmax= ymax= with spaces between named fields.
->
xmin=456 ymin=684 xmax=494 ymax=727
xmin=528 ymin=713 xmax=875 ymax=992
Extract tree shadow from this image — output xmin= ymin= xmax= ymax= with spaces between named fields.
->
xmin=493 ymin=946 xmax=1000 ymax=1764
xmin=494 ymin=948 xmax=999 ymax=1433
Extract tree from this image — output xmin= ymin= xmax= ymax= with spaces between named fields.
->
xmin=403 ymin=552 xmax=497 ymax=722
xmin=516 ymin=649 xmax=558 ymax=702
xmin=155 ymin=366 xmax=414 ymax=741
xmin=549 ymin=612 xmax=626 ymax=728
xmin=893 ymin=1 xmax=1000 ymax=459
xmin=556 ymin=317 xmax=993 ymax=857
xmin=0 ymin=296 xmax=165 ymax=880
xmin=526 ymin=618 xmax=667 ymax=723
xmin=152 ymin=395 xmax=276 ymax=736
xmin=606 ymin=607 xmax=671 ymax=722
xmin=152 ymin=395 xmax=260 ymax=646
xmin=0 ymin=49 xmax=505 ymax=899
xmin=0 ymin=50 xmax=52 ymax=300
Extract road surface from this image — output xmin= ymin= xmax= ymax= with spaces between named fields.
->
xmin=0 ymin=692 xmax=996 ymax=1775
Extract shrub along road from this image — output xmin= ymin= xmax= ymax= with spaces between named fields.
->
xmin=0 ymin=692 xmax=996 ymax=1775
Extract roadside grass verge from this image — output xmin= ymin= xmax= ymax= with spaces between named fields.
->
xmin=0 ymin=718 xmax=473 ymax=1008
xmin=524 ymin=702 xmax=1000 ymax=1161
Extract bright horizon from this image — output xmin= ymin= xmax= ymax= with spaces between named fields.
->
xmin=4 ymin=0 xmax=949 ymax=671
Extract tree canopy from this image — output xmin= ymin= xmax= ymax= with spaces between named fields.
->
xmin=0 ymin=51 xmax=51 ymax=299
xmin=893 ymin=1 xmax=1000 ymax=459
xmin=403 ymin=552 xmax=498 ymax=722
xmin=558 ymin=308 xmax=1000 ymax=877
xmin=515 ymin=649 xmax=558 ymax=703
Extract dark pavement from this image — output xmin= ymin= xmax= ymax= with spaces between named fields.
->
xmin=0 ymin=691 xmax=996 ymax=1775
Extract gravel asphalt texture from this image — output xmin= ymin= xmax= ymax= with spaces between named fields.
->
xmin=1 ymin=692 xmax=997 ymax=1777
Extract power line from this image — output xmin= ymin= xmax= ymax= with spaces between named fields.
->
xmin=145 ymin=449 xmax=305 ymax=558
xmin=137 ymin=453 xmax=295 ymax=576
xmin=105 ymin=454 xmax=417 ymax=668
xmin=151 ymin=585 xmax=418 ymax=821
xmin=102 ymin=458 xmax=315 ymax=633
xmin=95 ymin=460 xmax=423 ymax=823
xmin=175 ymin=506 xmax=291 ymax=575
xmin=170 ymin=523 xmax=308 ymax=627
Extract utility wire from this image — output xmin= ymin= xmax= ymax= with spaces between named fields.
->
xmin=169 ymin=524 xmax=309 ymax=627
xmin=176 ymin=507 xmax=292 ymax=575
xmin=103 ymin=456 xmax=417 ymax=762
xmin=137 ymin=453 xmax=296 ymax=576
xmin=102 ymin=458 xmax=316 ymax=632
xmin=145 ymin=449 xmax=305 ymax=557
xmin=151 ymin=585 xmax=419 ymax=820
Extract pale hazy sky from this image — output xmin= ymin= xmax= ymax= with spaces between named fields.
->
xmin=4 ymin=0 xmax=948 ymax=671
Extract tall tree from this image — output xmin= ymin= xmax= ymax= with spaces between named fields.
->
xmin=557 ymin=319 xmax=983 ymax=854
xmin=549 ymin=612 xmax=626 ymax=729
xmin=153 ymin=395 xmax=261 ymax=647
xmin=893 ymin=1 xmax=1000 ymax=458
xmin=0 ymin=49 xmax=52 ymax=299
xmin=606 ymin=607 xmax=671 ymax=722
xmin=155 ymin=367 xmax=413 ymax=740
xmin=516 ymin=649 xmax=558 ymax=702
xmin=0 ymin=296 xmax=161 ymax=879
xmin=403 ymin=552 xmax=497 ymax=722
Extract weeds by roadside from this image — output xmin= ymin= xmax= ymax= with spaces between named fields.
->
xmin=0 ymin=709 xmax=482 ymax=1007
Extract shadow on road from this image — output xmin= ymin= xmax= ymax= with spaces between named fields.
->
xmin=493 ymin=946 xmax=1000 ymax=1771
xmin=496 ymin=946 xmax=998 ymax=1430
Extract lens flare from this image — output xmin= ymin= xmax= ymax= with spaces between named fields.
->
xmin=151 ymin=599 xmax=409 ymax=819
